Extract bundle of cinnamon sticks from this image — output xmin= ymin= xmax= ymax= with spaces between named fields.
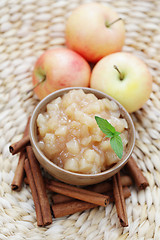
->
xmin=9 ymin=117 xmax=149 ymax=227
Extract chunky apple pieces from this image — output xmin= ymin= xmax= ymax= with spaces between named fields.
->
xmin=37 ymin=90 xmax=129 ymax=174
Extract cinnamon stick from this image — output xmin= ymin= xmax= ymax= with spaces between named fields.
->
xmin=24 ymin=158 xmax=44 ymax=226
xmin=86 ymin=175 xmax=132 ymax=193
xmin=52 ymin=187 xmax=131 ymax=218
xmin=113 ymin=172 xmax=128 ymax=227
xmin=11 ymin=117 xmax=30 ymax=190
xmin=26 ymin=146 xmax=52 ymax=226
xmin=24 ymin=177 xmax=29 ymax=185
xmin=52 ymin=194 xmax=73 ymax=204
xmin=11 ymin=151 xmax=26 ymax=191
xmin=125 ymin=157 xmax=149 ymax=190
xmin=107 ymin=187 xmax=131 ymax=203
xmin=52 ymin=200 xmax=95 ymax=218
xmin=9 ymin=135 xmax=30 ymax=155
xmin=52 ymin=175 xmax=132 ymax=204
xmin=46 ymin=179 xmax=110 ymax=207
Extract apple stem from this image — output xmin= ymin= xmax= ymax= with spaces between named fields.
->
xmin=26 ymin=77 xmax=46 ymax=94
xmin=114 ymin=65 xmax=124 ymax=80
xmin=105 ymin=18 xmax=122 ymax=28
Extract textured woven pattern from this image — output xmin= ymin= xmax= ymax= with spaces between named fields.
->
xmin=0 ymin=0 xmax=160 ymax=239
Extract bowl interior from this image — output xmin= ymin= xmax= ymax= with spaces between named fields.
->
xmin=30 ymin=87 xmax=135 ymax=185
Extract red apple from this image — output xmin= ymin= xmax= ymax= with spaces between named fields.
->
xmin=32 ymin=48 xmax=91 ymax=99
xmin=65 ymin=3 xmax=125 ymax=63
xmin=90 ymin=52 xmax=152 ymax=113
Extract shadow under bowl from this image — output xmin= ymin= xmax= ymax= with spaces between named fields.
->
xmin=30 ymin=87 xmax=135 ymax=186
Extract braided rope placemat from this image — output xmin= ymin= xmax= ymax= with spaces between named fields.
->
xmin=0 ymin=0 xmax=160 ymax=239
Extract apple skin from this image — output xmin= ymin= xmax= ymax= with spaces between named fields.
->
xmin=32 ymin=48 xmax=91 ymax=99
xmin=90 ymin=52 xmax=152 ymax=113
xmin=65 ymin=3 xmax=125 ymax=63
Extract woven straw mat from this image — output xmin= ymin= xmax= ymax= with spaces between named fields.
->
xmin=0 ymin=0 xmax=160 ymax=239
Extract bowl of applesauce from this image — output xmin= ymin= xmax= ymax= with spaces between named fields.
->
xmin=30 ymin=87 xmax=135 ymax=185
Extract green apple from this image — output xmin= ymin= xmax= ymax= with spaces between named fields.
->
xmin=90 ymin=52 xmax=152 ymax=113
xmin=65 ymin=3 xmax=125 ymax=63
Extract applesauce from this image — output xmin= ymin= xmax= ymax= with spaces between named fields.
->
xmin=37 ymin=89 xmax=129 ymax=174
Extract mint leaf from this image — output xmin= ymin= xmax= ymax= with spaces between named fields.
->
xmin=113 ymin=131 xmax=121 ymax=137
xmin=95 ymin=116 xmax=123 ymax=159
xmin=110 ymin=135 xmax=123 ymax=159
xmin=95 ymin=116 xmax=116 ymax=137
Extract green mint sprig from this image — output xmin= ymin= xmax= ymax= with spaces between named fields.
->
xmin=95 ymin=116 xmax=123 ymax=159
